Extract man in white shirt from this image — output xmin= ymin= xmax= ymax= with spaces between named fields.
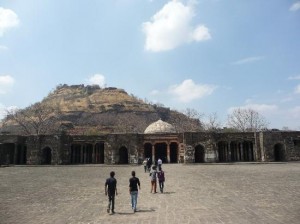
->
xmin=157 ymin=158 xmax=162 ymax=169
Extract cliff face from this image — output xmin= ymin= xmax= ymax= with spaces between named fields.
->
xmin=1 ymin=84 xmax=203 ymax=135
xmin=45 ymin=84 xmax=155 ymax=113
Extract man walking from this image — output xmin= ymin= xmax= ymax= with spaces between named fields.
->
xmin=129 ymin=170 xmax=141 ymax=213
xmin=105 ymin=171 xmax=117 ymax=214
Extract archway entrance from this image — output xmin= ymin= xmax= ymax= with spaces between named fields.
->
xmin=16 ymin=145 xmax=27 ymax=165
xmin=155 ymin=143 xmax=167 ymax=163
xmin=42 ymin=147 xmax=52 ymax=165
xmin=217 ymin=141 xmax=228 ymax=162
xmin=95 ymin=142 xmax=104 ymax=164
xmin=170 ymin=142 xmax=178 ymax=163
xmin=71 ymin=144 xmax=81 ymax=164
xmin=144 ymin=143 xmax=152 ymax=163
xmin=274 ymin=143 xmax=285 ymax=161
xmin=195 ymin=145 xmax=205 ymax=163
xmin=119 ymin=146 xmax=128 ymax=164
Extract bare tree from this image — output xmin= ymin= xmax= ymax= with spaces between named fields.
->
xmin=2 ymin=102 xmax=62 ymax=164
xmin=227 ymin=108 xmax=269 ymax=132
xmin=204 ymin=112 xmax=222 ymax=131
xmin=183 ymin=108 xmax=204 ymax=120
xmin=3 ymin=102 xmax=61 ymax=135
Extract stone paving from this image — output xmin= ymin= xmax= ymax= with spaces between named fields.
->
xmin=0 ymin=163 xmax=300 ymax=224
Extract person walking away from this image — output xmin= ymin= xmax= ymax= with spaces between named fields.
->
xmin=142 ymin=159 xmax=147 ymax=173
xmin=146 ymin=158 xmax=151 ymax=172
xmin=150 ymin=165 xmax=157 ymax=193
xmin=157 ymin=158 xmax=162 ymax=169
xmin=129 ymin=171 xmax=141 ymax=213
xmin=157 ymin=166 xmax=165 ymax=193
xmin=105 ymin=171 xmax=118 ymax=214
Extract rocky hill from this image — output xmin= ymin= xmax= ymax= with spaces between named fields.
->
xmin=1 ymin=84 xmax=203 ymax=135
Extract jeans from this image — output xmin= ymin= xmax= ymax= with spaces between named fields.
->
xmin=108 ymin=194 xmax=115 ymax=212
xmin=130 ymin=191 xmax=138 ymax=211
xmin=159 ymin=181 xmax=164 ymax=193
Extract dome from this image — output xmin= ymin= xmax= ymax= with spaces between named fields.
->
xmin=144 ymin=119 xmax=176 ymax=134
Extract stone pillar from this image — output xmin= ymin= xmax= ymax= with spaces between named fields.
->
xmin=80 ymin=145 xmax=83 ymax=164
xmin=83 ymin=145 xmax=87 ymax=164
xmin=14 ymin=144 xmax=18 ymax=164
xmin=240 ymin=143 xmax=244 ymax=161
xmin=249 ymin=143 xmax=254 ymax=161
xmin=92 ymin=144 xmax=95 ymax=164
xmin=167 ymin=143 xmax=170 ymax=163
xmin=228 ymin=142 xmax=231 ymax=162
xmin=152 ymin=144 xmax=155 ymax=164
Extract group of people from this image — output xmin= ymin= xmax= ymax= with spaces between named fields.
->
xmin=146 ymin=158 xmax=165 ymax=194
xmin=104 ymin=158 xmax=165 ymax=214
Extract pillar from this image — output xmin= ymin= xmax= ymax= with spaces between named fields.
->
xmin=80 ymin=145 xmax=83 ymax=164
xmin=167 ymin=144 xmax=170 ymax=163
xmin=14 ymin=144 xmax=18 ymax=164
xmin=152 ymin=144 xmax=155 ymax=163
xmin=92 ymin=144 xmax=95 ymax=164
xmin=228 ymin=142 xmax=231 ymax=162
xmin=240 ymin=143 xmax=244 ymax=161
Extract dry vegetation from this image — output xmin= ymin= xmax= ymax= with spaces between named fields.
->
xmin=1 ymin=84 xmax=203 ymax=135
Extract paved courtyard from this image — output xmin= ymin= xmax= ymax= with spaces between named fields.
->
xmin=0 ymin=163 xmax=300 ymax=224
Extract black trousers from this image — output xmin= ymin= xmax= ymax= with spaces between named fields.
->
xmin=108 ymin=194 xmax=115 ymax=211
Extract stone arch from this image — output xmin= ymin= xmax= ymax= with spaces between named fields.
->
xmin=217 ymin=141 xmax=228 ymax=162
xmin=0 ymin=143 xmax=15 ymax=164
xmin=16 ymin=144 xmax=27 ymax=165
xmin=230 ymin=141 xmax=239 ymax=162
xmin=144 ymin=143 xmax=152 ymax=163
xmin=170 ymin=142 xmax=178 ymax=163
xmin=242 ymin=141 xmax=254 ymax=162
xmin=119 ymin=146 xmax=128 ymax=164
xmin=194 ymin=144 xmax=205 ymax=163
xmin=42 ymin=147 xmax=52 ymax=165
xmin=71 ymin=144 xmax=81 ymax=164
xmin=274 ymin=143 xmax=285 ymax=161
xmin=155 ymin=143 xmax=167 ymax=163
xmin=95 ymin=142 xmax=104 ymax=164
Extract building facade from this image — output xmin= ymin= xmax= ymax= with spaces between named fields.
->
xmin=0 ymin=120 xmax=300 ymax=165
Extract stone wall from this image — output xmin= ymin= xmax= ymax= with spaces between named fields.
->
xmin=1 ymin=131 xmax=300 ymax=165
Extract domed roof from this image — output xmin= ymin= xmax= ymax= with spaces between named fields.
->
xmin=144 ymin=119 xmax=176 ymax=134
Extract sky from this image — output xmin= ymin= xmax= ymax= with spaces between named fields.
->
xmin=0 ymin=0 xmax=300 ymax=130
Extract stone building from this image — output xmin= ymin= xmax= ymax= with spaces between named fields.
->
xmin=0 ymin=120 xmax=300 ymax=165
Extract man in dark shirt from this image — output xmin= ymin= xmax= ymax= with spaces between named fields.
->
xmin=129 ymin=170 xmax=140 ymax=213
xmin=105 ymin=171 xmax=117 ymax=214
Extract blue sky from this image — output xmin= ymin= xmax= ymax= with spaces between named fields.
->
xmin=0 ymin=0 xmax=300 ymax=130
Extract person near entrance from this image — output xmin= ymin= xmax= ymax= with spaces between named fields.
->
xmin=150 ymin=165 xmax=157 ymax=193
xmin=146 ymin=158 xmax=151 ymax=172
xmin=105 ymin=171 xmax=118 ymax=214
xmin=143 ymin=159 xmax=147 ymax=172
xmin=129 ymin=170 xmax=141 ymax=213
xmin=157 ymin=158 xmax=162 ymax=169
xmin=157 ymin=166 xmax=165 ymax=193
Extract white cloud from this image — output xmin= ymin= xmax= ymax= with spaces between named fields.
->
xmin=0 ymin=75 xmax=15 ymax=94
xmin=142 ymin=0 xmax=211 ymax=52
xmin=87 ymin=74 xmax=106 ymax=87
xmin=168 ymin=79 xmax=217 ymax=103
xmin=290 ymin=2 xmax=300 ymax=11
xmin=0 ymin=7 xmax=19 ymax=36
xmin=295 ymin=84 xmax=300 ymax=94
xmin=0 ymin=45 xmax=8 ymax=51
xmin=150 ymin=89 xmax=160 ymax=95
xmin=228 ymin=103 xmax=278 ymax=115
xmin=0 ymin=104 xmax=18 ymax=120
xmin=232 ymin=56 xmax=264 ymax=65
xmin=289 ymin=106 xmax=300 ymax=118
xmin=288 ymin=75 xmax=300 ymax=80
